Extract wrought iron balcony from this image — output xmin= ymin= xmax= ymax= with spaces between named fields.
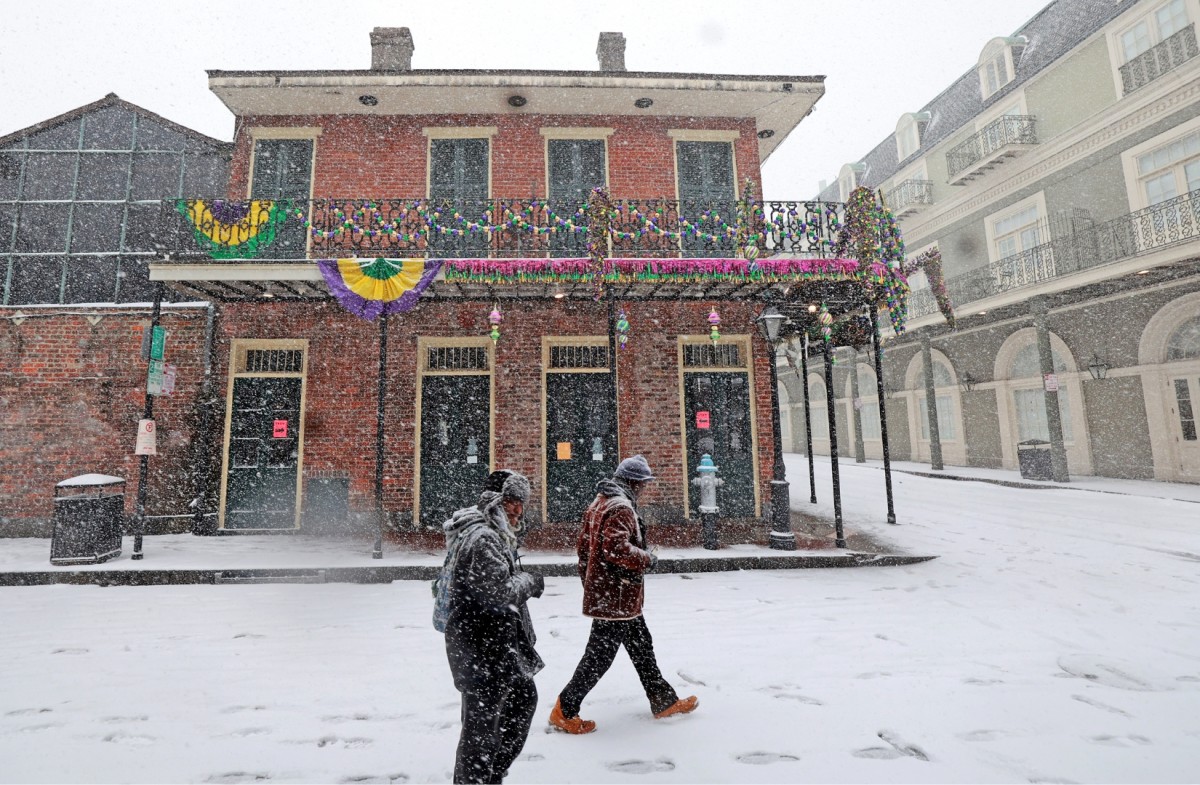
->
xmin=906 ymin=188 xmax=1200 ymax=317
xmin=161 ymin=197 xmax=847 ymax=261
xmin=946 ymin=116 xmax=1038 ymax=185
xmin=884 ymin=179 xmax=933 ymax=218
xmin=1120 ymin=24 xmax=1199 ymax=94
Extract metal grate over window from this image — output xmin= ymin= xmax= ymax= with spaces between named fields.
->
xmin=683 ymin=343 xmax=743 ymax=369
xmin=549 ymin=344 xmax=610 ymax=370
xmin=245 ymin=349 xmax=303 ymax=373
xmin=427 ymin=346 xmax=490 ymax=371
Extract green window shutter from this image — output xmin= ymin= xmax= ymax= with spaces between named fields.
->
xmin=676 ymin=141 xmax=734 ymax=202
xmin=430 ymin=139 xmax=488 ymax=199
xmin=548 ymin=139 xmax=606 ymax=204
xmin=251 ymin=139 xmax=313 ymax=200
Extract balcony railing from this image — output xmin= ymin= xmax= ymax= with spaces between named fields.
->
xmin=163 ymin=197 xmax=847 ymax=260
xmin=1120 ymin=24 xmax=1199 ymax=94
xmin=946 ymin=116 xmax=1038 ymax=184
xmin=906 ymin=188 xmax=1200 ymax=318
xmin=884 ymin=179 xmax=933 ymax=217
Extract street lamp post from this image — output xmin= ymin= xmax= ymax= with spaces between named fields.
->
xmin=756 ymin=306 xmax=795 ymax=551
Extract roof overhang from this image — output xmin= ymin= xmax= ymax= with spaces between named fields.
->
xmin=206 ymin=69 xmax=824 ymax=161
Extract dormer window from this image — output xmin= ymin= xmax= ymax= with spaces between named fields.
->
xmin=978 ymin=37 xmax=1026 ymax=100
xmin=895 ymin=112 xmax=930 ymax=162
xmin=838 ymin=162 xmax=865 ymax=201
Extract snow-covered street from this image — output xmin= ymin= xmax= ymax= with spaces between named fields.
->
xmin=1 ymin=456 xmax=1198 ymax=783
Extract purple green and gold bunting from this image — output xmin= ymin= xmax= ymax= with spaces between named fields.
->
xmin=175 ymin=199 xmax=290 ymax=259
xmin=317 ymin=258 xmax=443 ymax=321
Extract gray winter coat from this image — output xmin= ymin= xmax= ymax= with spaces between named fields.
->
xmin=443 ymin=503 xmax=544 ymax=689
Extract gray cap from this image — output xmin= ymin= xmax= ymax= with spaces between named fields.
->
xmin=614 ymin=454 xmax=655 ymax=482
xmin=499 ymin=472 xmax=531 ymax=504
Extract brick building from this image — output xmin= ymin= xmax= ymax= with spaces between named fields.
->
xmin=4 ymin=29 xmax=880 ymax=543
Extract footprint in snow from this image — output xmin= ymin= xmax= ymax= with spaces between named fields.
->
xmin=204 ymin=772 xmax=272 ymax=783
xmin=5 ymin=708 xmax=52 ymax=717
xmin=51 ymin=648 xmax=89 ymax=655
xmin=736 ymin=752 xmax=799 ymax=765
xmin=959 ymin=729 xmax=1005 ymax=742
xmin=16 ymin=723 xmax=61 ymax=733
xmin=852 ymin=746 xmax=903 ymax=760
xmin=677 ymin=670 xmax=707 ymax=687
xmin=963 ymin=677 xmax=1004 ymax=686
xmin=775 ymin=693 xmax=823 ymax=705
xmin=605 ymin=758 xmax=675 ymax=775
xmin=1070 ymin=694 xmax=1131 ymax=717
xmin=1090 ymin=734 xmax=1151 ymax=747
xmin=101 ymin=715 xmax=149 ymax=723
xmin=103 ymin=731 xmax=156 ymax=746
xmin=221 ymin=705 xmax=268 ymax=714
xmin=877 ymin=729 xmax=929 ymax=761
xmin=226 ymin=727 xmax=271 ymax=738
xmin=520 ymin=753 xmax=545 ymax=762
xmin=233 ymin=633 xmax=266 ymax=639
xmin=338 ymin=776 xmax=409 ymax=784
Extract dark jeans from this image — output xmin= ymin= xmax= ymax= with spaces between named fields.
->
xmin=558 ymin=615 xmax=679 ymax=718
xmin=454 ymin=671 xmax=538 ymax=784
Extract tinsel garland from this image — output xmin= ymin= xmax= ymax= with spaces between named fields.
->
xmin=441 ymin=257 xmax=862 ymax=285
xmin=175 ymin=199 xmax=291 ymax=259
xmin=835 ymin=186 xmax=911 ymax=334
xmin=586 ymin=187 xmax=612 ymax=299
xmin=909 ymin=246 xmax=955 ymax=328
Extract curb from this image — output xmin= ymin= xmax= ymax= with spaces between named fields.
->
xmin=0 ymin=553 xmax=938 ymax=588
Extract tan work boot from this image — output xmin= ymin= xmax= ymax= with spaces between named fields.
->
xmin=653 ymin=695 xmax=699 ymax=719
xmin=549 ymin=698 xmax=597 ymax=734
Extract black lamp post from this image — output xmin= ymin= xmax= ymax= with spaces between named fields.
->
xmin=756 ymin=306 xmax=795 ymax=551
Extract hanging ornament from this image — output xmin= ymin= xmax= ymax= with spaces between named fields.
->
xmin=616 ymin=308 xmax=631 ymax=350
xmin=708 ymin=308 xmax=721 ymax=344
xmin=488 ymin=303 xmax=503 ymax=344
xmin=818 ymin=303 xmax=833 ymax=346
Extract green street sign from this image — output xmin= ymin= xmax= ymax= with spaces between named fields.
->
xmin=150 ymin=326 xmax=166 ymax=361
xmin=147 ymin=359 xmax=165 ymax=396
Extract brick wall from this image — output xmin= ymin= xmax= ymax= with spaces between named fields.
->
xmin=211 ymin=298 xmax=776 ymax=529
xmin=0 ymin=307 xmax=210 ymax=534
xmin=228 ymin=113 xmax=762 ymax=199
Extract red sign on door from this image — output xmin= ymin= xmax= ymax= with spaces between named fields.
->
xmin=696 ymin=411 xmax=711 ymax=429
xmin=273 ymin=419 xmax=288 ymax=438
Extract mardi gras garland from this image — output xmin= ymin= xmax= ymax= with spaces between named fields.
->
xmin=907 ymin=246 xmax=955 ymax=328
xmin=441 ymin=257 xmax=862 ymax=285
xmin=175 ymin=200 xmax=291 ymax=259
xmin=316 ymin=258 xmax=443 ymax=321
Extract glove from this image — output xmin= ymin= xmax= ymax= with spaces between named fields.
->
xmin=527 ymin=572 xmax=545 ymax=598
xmin=648 ymin=554 xmax=659 ymax=571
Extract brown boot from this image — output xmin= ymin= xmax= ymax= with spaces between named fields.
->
xmin=549 ymin=698 xmax=597 ymax=734
xmin=653 ymin=695 xmax=698 ymax=719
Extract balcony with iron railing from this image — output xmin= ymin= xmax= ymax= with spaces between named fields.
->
xmin=884 ymin=179 xmax=934 ymax=218
xmin=161 ymin=197 xmax=849 ymax=262
xmin=1120 ymin=24 xmax=1199 ymax=94
xmin=946 ymin=115 xmax=1038 ymax=185
xmin=906 ymin=188 xmax=1200 ymax=318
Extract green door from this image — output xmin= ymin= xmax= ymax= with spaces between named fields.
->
xmin=683 ymin=372 xmax=755 ymax=516
xmin=251 ymin=139 xmax=312 ymax=259
xmin=419 ymin=374 xmax=491 ymax=528
xmin=676 ymin=141 xmax=736 ymax=258
xmin=224 ymin=376 xmax=303 ymax=530
xmin=546 ymin=371 xmax=617 ymax=523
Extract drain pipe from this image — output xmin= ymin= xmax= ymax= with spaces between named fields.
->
xmin=191 ymin=302 xmax=218 ymax=535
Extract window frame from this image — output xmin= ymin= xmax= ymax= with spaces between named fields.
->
xmin=984 ymin=191 xmax=1048 ymax=264
xmin=977 ymin=38 xmax=1019 ymax=100
xmin=1120 ymin=113 xmax=1200 ymax=210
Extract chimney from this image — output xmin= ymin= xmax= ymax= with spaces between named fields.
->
xmin=596 ymin=32 xmax=626 ymax=71
xmin=370 ymin=27 xmax=414 ymax=71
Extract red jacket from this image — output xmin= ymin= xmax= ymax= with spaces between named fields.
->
xmin=577 ymin=483 xmax=653 ymax=620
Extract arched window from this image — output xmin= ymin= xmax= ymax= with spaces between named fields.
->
xmin=914 ymin=357 xmax=957 ymax=440
xmin=809 ymin=378 xmax=829 ymax=440
xmin=855 ymin=364 xmax=881 ymax=440
xmin=1009 ymin=343 xmax=1073 ymax=440
xmin=1166 ymin=315 xmax=1200 ymax=360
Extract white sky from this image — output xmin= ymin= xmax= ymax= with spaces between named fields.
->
xmin=0 ymin=455 xmax=1197 ymax=782
xmin=1 ymin=0 xmax=1052 ymax=197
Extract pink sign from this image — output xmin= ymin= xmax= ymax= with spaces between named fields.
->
xmin=696 ymin=411 xmax=711 ymax=429
xmin=273 ymin=420 xmax=288 ymax=438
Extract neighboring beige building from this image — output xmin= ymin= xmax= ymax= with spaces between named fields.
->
xmin=801 ymin=0 xmax=1200 ymax=483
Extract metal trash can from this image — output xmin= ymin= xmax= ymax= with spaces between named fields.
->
xmin=50 ymin=474 xmax=125 ymax=565
xmin=1017 ymin=439 xmax=1052 ymax=481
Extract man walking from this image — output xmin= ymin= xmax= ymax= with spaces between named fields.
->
xmin=443 ymin=471 xmax=545 ymax=783
xmin=548 ymin=455 xmax=698 ymax=734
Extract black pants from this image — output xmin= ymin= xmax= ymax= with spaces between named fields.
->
xmin=558 ymin=615 xmax=679 ymax=718
xmin=454 ymin=671 xmax=537 ymax=784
